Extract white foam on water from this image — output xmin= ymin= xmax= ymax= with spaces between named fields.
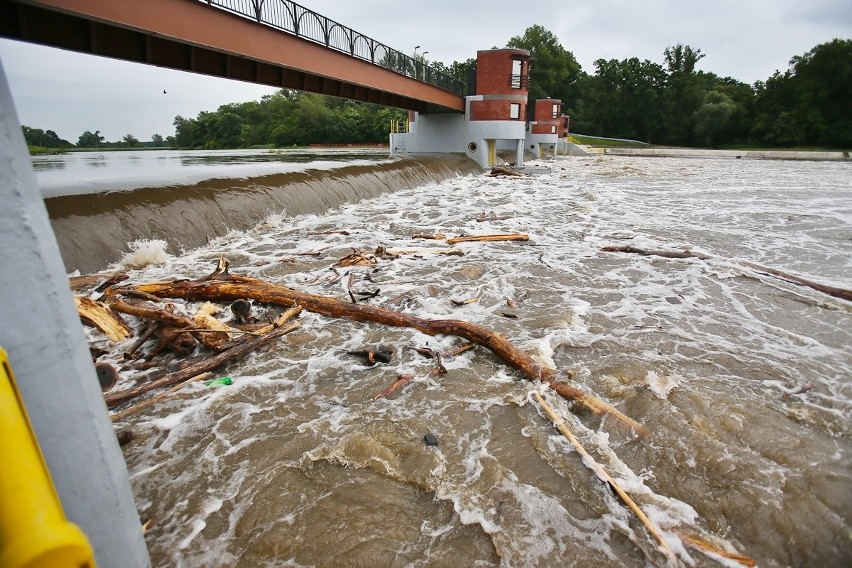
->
xmin=645 ymin=370 xmax=680 ymax=400
xmin=117 ymin=238 xmax=173 ymax=269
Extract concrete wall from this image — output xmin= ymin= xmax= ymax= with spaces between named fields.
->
xmin=0 ymin=59 xmax=150 ymax=567
xmin=525 ymin=132 xmax=559 ymax=158
xmin=403 ymin=112 xmax=467 ymax=153
xmin=399 ymin=105 xmax=529 ymax=168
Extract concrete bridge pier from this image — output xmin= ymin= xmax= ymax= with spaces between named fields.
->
xmin=0 ymin=59 xmax=150 ymax=567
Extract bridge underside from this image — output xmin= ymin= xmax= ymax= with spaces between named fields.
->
xmin=0 ymin=0 xmax=464 ymax=113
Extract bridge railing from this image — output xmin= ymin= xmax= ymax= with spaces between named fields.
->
xmin=199 ymin=0 xmax=464 ymax=96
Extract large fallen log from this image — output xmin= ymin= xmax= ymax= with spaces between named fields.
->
xmin=122 ymin=264 xmax=645 ymax=432
xmin=601 ymin=245 xmax=852 ymax=302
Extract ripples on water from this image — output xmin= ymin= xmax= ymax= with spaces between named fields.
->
xmin=102 ymin=156 xmax=851 ymax=567
xmin=34 ymin=148 xmax=393 ymax=198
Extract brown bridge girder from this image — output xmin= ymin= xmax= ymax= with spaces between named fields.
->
xmin=0 ymin=0 xmax=464 ymax=113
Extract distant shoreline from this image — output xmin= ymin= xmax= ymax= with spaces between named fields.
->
xmin=600 ymin=147 xmax=850 ymax=161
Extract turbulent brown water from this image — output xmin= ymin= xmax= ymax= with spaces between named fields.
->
xmin=73 ymin=154 xmax=850 ymax=567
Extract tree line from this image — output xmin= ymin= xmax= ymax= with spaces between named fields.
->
xmin=171 ymin=91 xmax=404 ymax=149
xmin=21 ymin=30 xmax=850 ymax=150
xmin=488 ymin=28 xmax=849 ymax=147
xmin=22 ymin=126 xmax=167 ymax=150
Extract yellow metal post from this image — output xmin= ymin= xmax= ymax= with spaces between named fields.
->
xmin=0 ymin=348 xmax=96 ymax=568
xmin=486 ymin=139 xmax=496 ymax=167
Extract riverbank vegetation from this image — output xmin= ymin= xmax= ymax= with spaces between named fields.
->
xmin=21 ymin=32 xmax=849 ymax=151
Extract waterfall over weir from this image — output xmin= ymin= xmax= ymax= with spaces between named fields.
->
xmin=43 ymin=153 xmax=480 ymax=274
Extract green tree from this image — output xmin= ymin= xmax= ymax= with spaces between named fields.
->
xmin=507 ymin=25 xmax=582 ymax=118
xmin=749 ymin=40 xmax=852 ymax=148
xmin=77 ymin=130 xmax=105 ymax=148
xmin=698 ymin=74 xmax=755 ymax=146
xmin=663 ymin=44 xmax=706 ymax=144
xmin=788 ymin=39 xmax=852 ymax=146
xmin=210 ymin=110 xmax=244 ymax=148
xmin=151 ymin=133 xmax=164 ymax=145
xmin=691 ymin=90 xmax=736 ymax=146
xmin=22 ymin=126 xmax=72 ymax=148
xmin=122 ymin=134 xmax=140 ymax=147
xmin=574 ymin=57 xmax=666 ymax=142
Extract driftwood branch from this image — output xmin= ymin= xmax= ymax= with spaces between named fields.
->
xmin=533 ymin=391 xmax=676 ymax=562
xmin=110 ymin=297 xmax=233 ymax=351
xmin=372 ymin=374 xmax=415 ymax=401
xmin=69 ymin=272 xmax=128 ymax=292
xmin=446 ymin=233 xmax=530 ymax=245
xmin=675 ymin=530 xmax=755 ymax=566
xmin=123 ymin=266 xmax=645 ymax=433
xmin=104 ymin=321 xmax=299 ymax=408
xmin=601 ymin=244 xmax=851 ymax=302
xmin=600 ymin=245 xmax=710 ymax=260
xmin=110 ymin=372 xmax=213 ymax=422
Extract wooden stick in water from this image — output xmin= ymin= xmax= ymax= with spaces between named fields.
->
xmin=110 ymin=372 xmax=213 ymax=422
xmin=533 ymin=391 xmax=677 ymax=563
xmin=675 ymin=530 xmax=755 ymax=567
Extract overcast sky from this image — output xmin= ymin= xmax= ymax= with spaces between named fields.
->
xmin=0 ymin=0 xmax=849 ymax=142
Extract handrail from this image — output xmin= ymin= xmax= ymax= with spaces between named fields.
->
xmin=198 ymin=0 xmax=464 ymax=96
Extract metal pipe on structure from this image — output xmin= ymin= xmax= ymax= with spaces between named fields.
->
xmin=0 ymin=59 xmax=150 ymax=567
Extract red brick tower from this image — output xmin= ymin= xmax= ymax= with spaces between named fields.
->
xmin=393 ymin=48 xmax=534 ymax=168
xmin=526 ymin=98 xmax=563 ymax=158
xmin=469 ymin=49 xmax=531 ymax=123
xmin=530 ymin=98 xmax=562 ymax=135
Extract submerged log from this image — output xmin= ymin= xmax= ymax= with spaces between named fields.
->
xmin=600 ymin=245 xmax=710 ymax=260
xmin=738 ymin=260 xmax=852 ymax=302
xmin=601 ymin=245 xmax=852 ymax=302
xmin=372 ymin=374 xmax=415 ymax=401
xmin=125 ymin=265 xmax=645 ymax=432
xmin=675 ymin=530 xmax=755 ymax=567
xmin=447 ymin=233 xmax=530 ymax=245
xmin=489 ymin=165 xmax=523 ymax=177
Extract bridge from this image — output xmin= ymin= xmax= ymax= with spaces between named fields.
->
xmin=0 ymin=0 xmax=466 ymax=113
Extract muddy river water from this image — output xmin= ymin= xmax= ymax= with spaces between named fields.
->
xmin=68 ymin=152 xmax=850 ymax=567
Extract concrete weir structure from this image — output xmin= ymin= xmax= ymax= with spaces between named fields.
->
xmin=391 ymin=49 xmax=532 ymax=168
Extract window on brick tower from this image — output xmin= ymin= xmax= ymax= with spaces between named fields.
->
xmin=510 ymin=103 xmax=521 ymax=119
xmin=551 ymin=125 xmax=557 ymax=133
xmin=552 ymin=104 xmax=559 ymax=119
xmin=510 ymin=59 xmax=522 ymax=88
